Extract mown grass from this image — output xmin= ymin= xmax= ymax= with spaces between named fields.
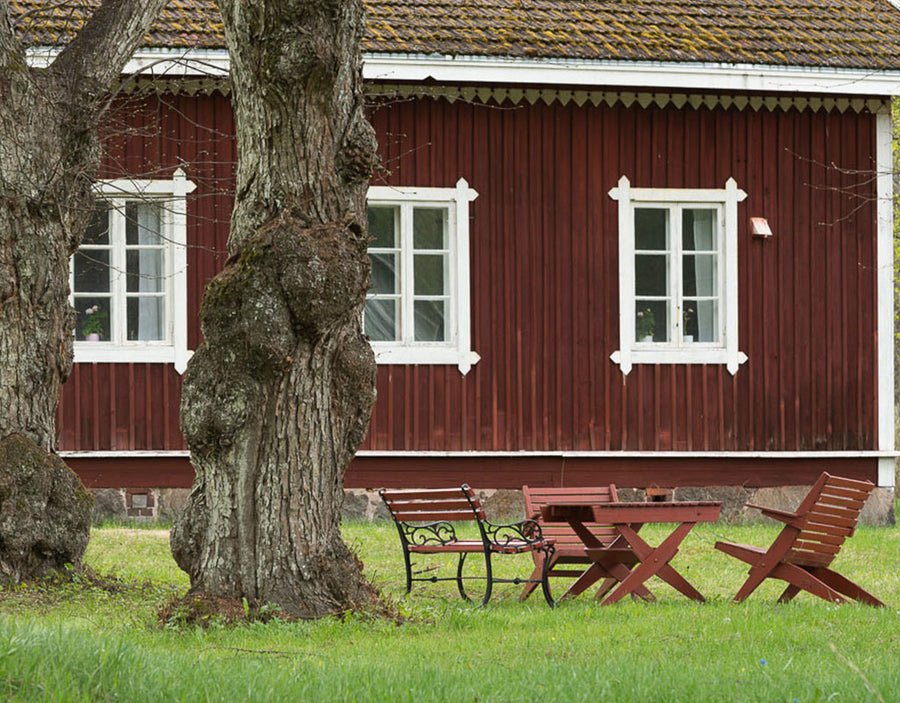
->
xmin=1 ymin=520 xmax=899 ymax=702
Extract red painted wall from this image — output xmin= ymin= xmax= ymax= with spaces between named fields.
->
xmin=58 ymin=90 xmax=880 ymax=461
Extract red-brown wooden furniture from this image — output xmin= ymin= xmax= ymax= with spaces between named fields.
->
xmin=540 ymin=500 xmax=722 ymax=605
xmin=519 ymin=485 xmax=643 ymax=602
xmin=379 ymin=485 xmax=556 ymax=606
xmin=715 ymin=472 xmax=884 ymax=606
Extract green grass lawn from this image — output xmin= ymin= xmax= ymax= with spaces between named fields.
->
xmin=1 ymin=520 xmax=898 ymax=702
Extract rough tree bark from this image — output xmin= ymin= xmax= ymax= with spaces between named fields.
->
xmin=170 ymin=0 xmax=381 ymax=619
xmin=0 ymin=0 xmax=167 ymax=583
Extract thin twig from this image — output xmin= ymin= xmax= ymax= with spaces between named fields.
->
xmin=829 ymin=642 xmax=886 ymax=703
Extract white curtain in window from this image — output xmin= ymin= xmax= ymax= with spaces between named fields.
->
xmin=137 ymin=204 xmax=163 ymax=340
xmin=691 ymin=210 xmax=716 ymax=342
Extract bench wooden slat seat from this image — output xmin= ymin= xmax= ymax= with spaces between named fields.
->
xmin=715 ymin=472 xmax=884 ymax=607
xmin=519 ymin=485 xmax=643 ymax=602
xmin=380 ymin=484 xmax=556 ymax=606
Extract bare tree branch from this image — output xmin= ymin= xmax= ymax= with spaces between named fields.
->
xmin=51 ymin=0 xmax=168 ymax=96
xmin=0 ymin=0 xmax=18 ymax=69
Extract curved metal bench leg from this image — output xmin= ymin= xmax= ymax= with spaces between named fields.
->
xmin=456 ymin=552 xmax=470 ymax=601
xmin=402 ymin=547 xmax=413 ymax=595
xmin=480 ymin=550 xmax=494 ymax=607
xmin=540 ymin=544 xmax=556 ymax=608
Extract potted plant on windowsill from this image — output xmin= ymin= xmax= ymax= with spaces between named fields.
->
xmin=636 ymin=307 xmax=655 ymax=342
xmin=80 ymin=304 xmax=106 ymax=342
xmin=682 ymin=306 xmax=695 ymax=344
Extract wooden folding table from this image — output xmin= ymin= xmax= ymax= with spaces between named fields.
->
xmin=540 ymin=501 xmax=721 ymax=605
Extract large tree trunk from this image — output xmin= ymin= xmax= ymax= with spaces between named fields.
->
xmin=171 ymin=0 xmax=381 ymax=619
xmin=0 ymin=0 xmax=168 ymax=584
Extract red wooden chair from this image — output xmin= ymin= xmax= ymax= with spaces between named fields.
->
xmin=715 ymin=472 xmax=884 ymax=607
xmin=518 ymin=485 xmax=643 ymax=602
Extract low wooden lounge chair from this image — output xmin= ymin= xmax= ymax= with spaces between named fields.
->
xmin=519 ymin=485 xmax=643 ymax=602
xmin=715 ymin=472 xmax=884 ymax=607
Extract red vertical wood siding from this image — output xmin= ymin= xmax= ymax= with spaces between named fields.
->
xmin=58 ymin=91 xmax=879 ymax=457
xmin=361 ymin=95 xmax=878 ymax=454
xmin=57 ymin=91 xmax=234 ymax=451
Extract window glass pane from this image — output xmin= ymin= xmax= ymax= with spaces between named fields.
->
xmin=364 ymin=298 xmax=398 ymax=341
xmin=126 ymin=297 xmax=165 ymax=341
xmin=126 ymin=202 xmax=163 ymax=245
xmin=413 ymin=208 xmax=447 ymax=250
xmin=74 ymin=297 xmax=111 ymax=341
xmin=683 ymin=253 xmax=717 ymax=297
xmin=414 ymin=300 xmax=447 ymax=341
xmin=690 ymin=299 xmax=718 ymax=343
xmin=682 ymin=209 xmax=717 ymax=252
xmin=74 ymin=251 xmax=110 ymax=293
xmin=634 ymin=300 xmax=668 ymax=342
xmin=635 ymin=254 xmax=667 ymax=296
xmin=83 ymin=203 xmax=110 ymax=245
xmin=414 ymin=254 xmax=446 ymax=295
xmin=367 ymin=206 xmax=398 ymax=248
xmin=126 ymin=250 xmax=165 ymax=293
xmin=634 ymin=208 xmax=668 ymax=250
xmin=369 ymin=253 xmax=397 ymax=295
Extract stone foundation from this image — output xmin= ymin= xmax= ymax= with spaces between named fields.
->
xmin=90 ymin=484 xmax=896 ymax=525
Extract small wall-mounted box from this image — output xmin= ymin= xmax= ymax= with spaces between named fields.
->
xmin=750 ymin=217 xmax=773 ymax=238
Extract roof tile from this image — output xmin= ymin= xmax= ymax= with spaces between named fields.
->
xmin=8 ymin=0 xmax=900 ymax=70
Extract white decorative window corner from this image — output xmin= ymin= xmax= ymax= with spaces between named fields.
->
xmin=71 ymin=169 xmax=195 ymax=374
xmin=608 ymin=175 xmax=748 ymax=375
xmin=365 ymin=178 xmax=480 ymax=374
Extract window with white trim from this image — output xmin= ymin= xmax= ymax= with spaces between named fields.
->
xmin=365 ymin=178 xmax=480 ymax=374
xmin=609 ymin=176 xmax=748 ymax=375
xmin=71 ymin=169 xmax=195 ymax=373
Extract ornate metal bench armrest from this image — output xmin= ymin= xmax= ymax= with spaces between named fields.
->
xmin=400 ymin=520 xmax=458 ymax=546
xmin=484 ymin=518 xmax=546 ymax=547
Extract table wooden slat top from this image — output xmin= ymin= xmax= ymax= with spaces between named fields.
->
xmin=540 ymin=501 xmax=721 ymax=525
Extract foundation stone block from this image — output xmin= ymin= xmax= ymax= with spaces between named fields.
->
xmin=90 ymin=489 xmax=126 ymax=523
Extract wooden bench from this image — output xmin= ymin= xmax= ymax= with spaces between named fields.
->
xmin=379 ymin=485 xmax=556 ymax=606
xmin=519 ymin=485 xmax=642 ymax=602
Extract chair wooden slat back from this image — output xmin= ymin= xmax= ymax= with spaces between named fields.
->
xmin=788 ymin=474 xmax=875 ymax=567
xmin=523 ymin=485 xmax=620 ymax=550
xmin=519 ymin=485 xmax=635 ymax=602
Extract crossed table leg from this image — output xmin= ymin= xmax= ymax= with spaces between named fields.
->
xmin=589 ymin=520 xmax=706 ymax=606
xmin=561 ymin=519 xmax=653 ymax=601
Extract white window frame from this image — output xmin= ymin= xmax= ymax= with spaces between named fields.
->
xmin=609 ymin=175 xmax=748 ymax=375
xmin=366 ymin=178 xmax=480 ymax=374
xmin=71 ymin=168 xmax=195 ymax=374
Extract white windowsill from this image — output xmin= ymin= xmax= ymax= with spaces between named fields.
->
xmin=372 ymin=345 xmax=481 ymax=375
xmin=73 ymin=344 xmax=193 ymax=373
xmin=611 ymin=348 xmax=749 ymax=367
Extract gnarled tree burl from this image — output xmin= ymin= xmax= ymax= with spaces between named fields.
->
xmin=171 ymin=0 xmax=381 ymax=619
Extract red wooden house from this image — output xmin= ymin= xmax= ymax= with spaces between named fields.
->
xmin=13 ymin=0 xmax=900 ymax=507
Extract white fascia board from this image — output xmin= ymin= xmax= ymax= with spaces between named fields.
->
xmin=28 ymin=47 xmax=230 ymax=77
xmin=26 ymin=47 xmax=900 ymax=95
xmin=362 ymin=54 xmax=900 ymax=97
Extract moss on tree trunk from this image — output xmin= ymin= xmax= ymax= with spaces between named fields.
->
xmin=0 ymin=0 xmax=169 ymax=582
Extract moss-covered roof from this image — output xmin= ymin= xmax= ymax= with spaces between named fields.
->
xmin=9 ymin=0 xmax=900 ymax=70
